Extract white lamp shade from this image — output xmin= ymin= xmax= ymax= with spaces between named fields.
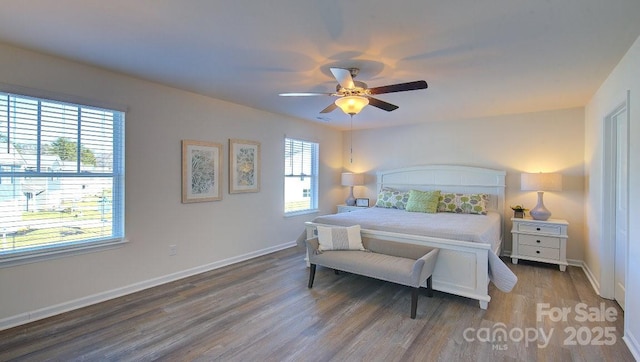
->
xmin=521 ymin=173 xmax=562 ymax=192
xmin=341 ymin=172 xmax=364 ymax=186
xmin=335 ymin=96 xmax=369 ymax=115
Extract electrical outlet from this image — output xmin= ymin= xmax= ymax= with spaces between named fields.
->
xmin=169 ymin=245 xmax=177 ymax=256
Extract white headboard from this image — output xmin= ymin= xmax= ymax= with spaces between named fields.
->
xmin=376 ymin=165 xmax=506 ymax=213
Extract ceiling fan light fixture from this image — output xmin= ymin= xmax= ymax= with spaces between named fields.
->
xmin=335 ymin=96 xmax=369 ymax=115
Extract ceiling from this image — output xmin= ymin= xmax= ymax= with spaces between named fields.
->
xmin=1 ymin=1 xmax=640 ymax=130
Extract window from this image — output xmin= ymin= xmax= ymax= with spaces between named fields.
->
xmin=0 ymin=91 xmax=125 ymax=263
xmin=284 ymin=138 xmax=318 ymax=214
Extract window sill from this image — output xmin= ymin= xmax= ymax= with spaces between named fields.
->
xmin=284 ymin=209 xmax=319 ymax=218
xmin=0 ymin=238 xmax=129 ymax=268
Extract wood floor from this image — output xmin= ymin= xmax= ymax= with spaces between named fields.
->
xmin=0 ymin=245 xmax=634 ymax=361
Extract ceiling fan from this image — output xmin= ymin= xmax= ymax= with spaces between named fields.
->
xmin=279 ymin=67 xmax=428 ymax=115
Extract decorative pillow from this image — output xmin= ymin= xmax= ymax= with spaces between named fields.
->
xmin=405 ymin=190 xmax=441 ymax=213
xmin=438 ymin=193 xmax=489 ymax=215
xmin=317 ymin=225 xmax=366 ymax=251
xmin=375 ymin=187 xmax=409 ymax=209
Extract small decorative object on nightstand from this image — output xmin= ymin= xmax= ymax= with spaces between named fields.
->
xmin=511 ymin=218 xmax=568 ymax=271
xmin=510 ymin=205 xmax=528 ymax=218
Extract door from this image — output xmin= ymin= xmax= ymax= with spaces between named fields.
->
xmin=614 ymin=109 xmax=628 ymax=310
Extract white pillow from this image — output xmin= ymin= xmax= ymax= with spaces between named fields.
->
xmin=317 ymin=225 xmax=365 ymax=251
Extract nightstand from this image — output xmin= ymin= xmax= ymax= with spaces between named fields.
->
xmin=337 ymin=205 xmax=367 ymax=213
xmin=510 ymin=218 xmax=569 ymax=271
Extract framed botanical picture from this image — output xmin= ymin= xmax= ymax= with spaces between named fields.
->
xmin=229 ymin=139 xmax=260 ymax=193
xmin=182 ymin=140 xmax=223 ymax=203
xmin=356 ymin=198 xmax=370 ymax=207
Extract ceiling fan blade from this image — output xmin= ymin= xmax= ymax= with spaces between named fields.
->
xmin=368 ymin=80 xmax=428 ymax=95
xmin=367 ymin=97 xmax=399 ymax=112
xmin=279 ymin=92 xmax=333 ymax=96
xmin=330 ymin=68 xmax=355 ymax=89
xmin=320 ymin=103 xmax=338 ymax=113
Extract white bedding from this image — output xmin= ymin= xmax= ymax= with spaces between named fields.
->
xmin=312 ymin=207 xmax=502 ymax=250
xmin=310 ymin=207 xmax=517 ymax=293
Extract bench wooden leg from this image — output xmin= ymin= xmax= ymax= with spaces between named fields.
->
xmin=411 ymin=277 xmax=433 ymax=319
xmin=308 ymin=264 xmax=316 ymax=288
xmin=411 ymin=288 xmax=418 ymax=319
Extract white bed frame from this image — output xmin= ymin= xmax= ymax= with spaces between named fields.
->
xmin=305 ymin=165 xmax=506 ymax=309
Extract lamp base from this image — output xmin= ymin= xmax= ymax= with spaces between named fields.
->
xmin=529 ymin=191 xmax=552 ymax=221
xmin=345 ymin=186 xmax=356 ymax=206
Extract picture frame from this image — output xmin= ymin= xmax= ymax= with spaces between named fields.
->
xmin=182 ymin=140 xmax=223 ymax=203
xmin=356 ymin=198 xmax=370 ymax=207
xmin=229 ymin=139 xmax=261 ymax=193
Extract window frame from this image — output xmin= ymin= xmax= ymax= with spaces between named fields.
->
xmin=0 ymin=90 xmax=126 ymax=267
xmin=283 ymin=137 xmax=319 ymax=216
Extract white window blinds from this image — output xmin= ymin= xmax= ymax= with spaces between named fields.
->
xmin=284 ymin=138 xmax=318 ymax=214
xmin=0 ymin=91 xmax=125 ymax=263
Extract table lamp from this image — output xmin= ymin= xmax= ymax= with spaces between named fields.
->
xmin=341 ymin=172 xmax=364 ymax=206
xmin=521 ymin=172 xmax=562 ymax=220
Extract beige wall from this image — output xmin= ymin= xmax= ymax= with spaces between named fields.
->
xmin=0 ymin=43 xmax=344 ymax=325
xmin=585 ymin=34 xmax=640 ymax=357
xmin=343 ymin=108 xmax=586 ymax=260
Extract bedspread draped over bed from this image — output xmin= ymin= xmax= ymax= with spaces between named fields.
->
xmin=306 ymin=207 xmax=517 ymax=292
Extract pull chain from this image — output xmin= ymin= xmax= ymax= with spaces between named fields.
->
xmin=349 ymin=114 xmax=353 ymax=164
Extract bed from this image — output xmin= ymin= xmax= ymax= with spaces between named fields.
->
xmin=304 ymin=165 xmax=517 ymax=309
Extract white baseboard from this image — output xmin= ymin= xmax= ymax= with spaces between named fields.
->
xmin=566 ymin=258 xmax=581 ymax=267
xmin=623 ymin=331 xmax=640 ymax=361
xmin=500 ymin=254 xmax=602 ymax=297
xmin=0 ymin=240 xmax=297 ymax=331
xmin=575 ymin=259 xmax=601 ymax=296
xmin=578 ymin=262 xmax=638 ymax=359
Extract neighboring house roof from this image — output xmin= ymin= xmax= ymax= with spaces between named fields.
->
xmin=20 ymin=153 xmax=63 ymax=171
xmin=0 ymin=143 xmax=65 ymax=170
xmin=0 ymin=142 xmax=26 ymax=167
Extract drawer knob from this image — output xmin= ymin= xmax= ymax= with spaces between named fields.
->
xmin=536 ymin=227 xmax=541 ymax=231
xmin=536 ymin=250 xmax=541 ymax=254
xmin=537 ymin=240 xmax=541 ymax=243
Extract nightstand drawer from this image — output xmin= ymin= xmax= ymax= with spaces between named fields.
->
xmin=517 ymin=223 xmax=562 ymax=235
xmin=519 ymin=245 xmax=560 ymax=260
xmin=518 ymin=234 xmax=560 ymax=249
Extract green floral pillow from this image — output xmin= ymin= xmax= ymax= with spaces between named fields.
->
xmin=437 ymin=193 xmax=489 ymax=215
xmin=375 ymin=187 xmax=409 ymax=209
xmin=406 ymin=190 xmax=441 ymax=213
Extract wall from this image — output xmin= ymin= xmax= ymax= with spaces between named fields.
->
xmin=0 ymin=43 xmax=344 ymax=327
xmin=344 ymin=108 xmax=585 ymax=260
xmin=584 ymin=34 xmax=640 ymax=359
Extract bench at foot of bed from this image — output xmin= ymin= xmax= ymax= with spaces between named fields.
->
xmin=306 ymin=236 xmax=439 ymax=319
